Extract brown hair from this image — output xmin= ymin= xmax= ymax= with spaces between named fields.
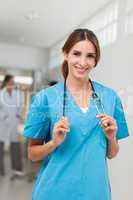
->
xmin=1 ymin=74 xmax=14 ymax=89
xmin=61 ymin=28 xmax=100 ymax=80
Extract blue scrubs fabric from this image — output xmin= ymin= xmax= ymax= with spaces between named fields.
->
xmin=23 ymin=81 xmax=129 ymax=200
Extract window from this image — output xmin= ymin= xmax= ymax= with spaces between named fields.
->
xmin=49 ymin=0 xmax=119 ymax=68
xmin=125 ymin=0 xmax=133 ymax=34
xmin=81 ymin=1 xmax=118 ymax=47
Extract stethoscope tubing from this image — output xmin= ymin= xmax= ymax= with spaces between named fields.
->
xmin=62 ymin=79 xmax=104 ymax=116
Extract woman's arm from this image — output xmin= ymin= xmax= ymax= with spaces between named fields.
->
xmin=106 ymin=137 xmax=119 ymax=159
xmin=28 ymin=116 xmax=70 ymax=161
xmin=97 ymin=114 xmax=119 ymax=159
xmin=28 ymin=139 xmax=58 ymax=161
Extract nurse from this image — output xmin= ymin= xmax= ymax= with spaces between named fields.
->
xmin=24 ymin=29 xmax=129 ymax=200
xmin=0 ymin=74 xmax=24 ymax=179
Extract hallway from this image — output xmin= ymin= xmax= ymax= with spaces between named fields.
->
xmin=0 ymin=152 xmax=33 ymax=200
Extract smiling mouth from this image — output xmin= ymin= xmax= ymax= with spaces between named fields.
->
xmin=75 ymin=66 xmax=88 ymax=73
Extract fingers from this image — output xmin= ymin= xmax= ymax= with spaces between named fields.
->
xmin=56 ymin=122 xmax=69 ymax=130
xmin=58 ymin=127 xmax=70 ymax=134
xmin=61 ymin=117 xmax=69 ymax=126
xmin=97 ymin=114 xmax=116 ymax=128
xmin=55 ymin=117 xmax=70 ymax=134
xmin=100 ymin=118 xmax=114 ymax=127
xmin=56 ymin=117 xmax=69 ymax=128
xmin=103 ymin=125 xmax=117 ymax=132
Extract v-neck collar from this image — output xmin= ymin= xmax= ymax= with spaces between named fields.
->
xmin=61 ymin=80 xmax=97 ymax=115
xmin=67 ymin=88 xmax=92 ymax=115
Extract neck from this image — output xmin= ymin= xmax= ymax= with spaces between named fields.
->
xmin=66 ymin=74 xmax=90 ymax=91
xmin=6 ymin=88 xmax=12 ymax=95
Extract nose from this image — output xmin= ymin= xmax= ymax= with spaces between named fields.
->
xmin=79 ymin=56 xmax=87 ymax=67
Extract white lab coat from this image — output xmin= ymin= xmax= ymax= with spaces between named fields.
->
xmin=0 ymin=88 xmax=22 ymax=144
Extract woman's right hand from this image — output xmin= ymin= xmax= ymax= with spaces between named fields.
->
xmin=52 ymin=117 xmax=70 ymax=147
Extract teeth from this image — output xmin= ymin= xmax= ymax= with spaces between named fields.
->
xmin=76 ymin=67 xmax=86 ymax=72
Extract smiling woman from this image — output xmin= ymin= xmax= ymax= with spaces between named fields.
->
xmin=64 ymin=40 xmax=96 ymax=79
xmin=23 ymin=28 xmax=129 ymax=200
xmin=61 ymin=29 xmax=100 ymax=80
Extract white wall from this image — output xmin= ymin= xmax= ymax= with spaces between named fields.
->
xmin=0 ymin=42 xmax=50 ymax=89
xmin=0 ymin=42 xmax=49 ymax=70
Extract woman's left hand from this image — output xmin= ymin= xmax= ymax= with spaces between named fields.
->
xmin=97 ymin=114 xmax=118 ymax=141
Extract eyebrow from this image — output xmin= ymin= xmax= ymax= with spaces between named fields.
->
xmin=73 ymin=50 xmax=96 ymax=55
xmin=87 ymin=52 xmax=96 ymax=55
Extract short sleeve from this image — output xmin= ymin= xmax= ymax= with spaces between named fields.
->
xmin=23 ymin=90 xmax=50 ymax=140
xmin=113 ymin=95 xmax=129 ymax=140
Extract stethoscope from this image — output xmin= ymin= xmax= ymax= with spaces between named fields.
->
xmin=62 ymin=79 xmax=105 ymax=117
xmin=58 ymin=79 xmax=105 ymax=135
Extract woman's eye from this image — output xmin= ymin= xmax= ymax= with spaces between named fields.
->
xmin=73 ymin=52 xmax=80 ymax=56
xmin=87 ymin=54 xmax=96 ymax=59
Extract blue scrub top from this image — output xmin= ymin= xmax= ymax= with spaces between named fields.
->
xmin=23 ymin=81 xmax=129 ymax=200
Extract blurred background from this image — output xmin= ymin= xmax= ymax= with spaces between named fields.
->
xmin=0 ymin=0 xmax=132 ymax=199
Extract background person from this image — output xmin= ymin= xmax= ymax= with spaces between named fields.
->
xmin=0 ymin=74 xmax=24 ymax=179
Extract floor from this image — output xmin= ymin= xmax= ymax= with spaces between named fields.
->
xmin=0 ymin=151 xmax=41 ymax=200
xmin=0 ymin=175 xmax=32 ymax=200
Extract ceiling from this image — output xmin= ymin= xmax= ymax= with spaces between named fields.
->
xmin=0 ymin=0 xmax=109 ymax=48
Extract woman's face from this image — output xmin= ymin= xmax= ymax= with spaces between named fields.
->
xmin=64 ymin=40 xmax=96 ymax=80
xmin=6 ymin=78 xmax=15 ymax=90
